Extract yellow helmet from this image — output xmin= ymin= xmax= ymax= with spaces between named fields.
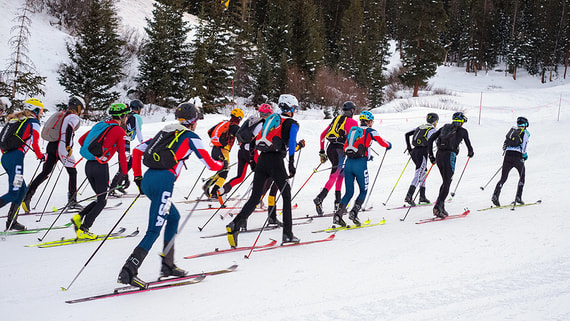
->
xmin=24 ymin=98 xmax=44 ymax=112
xmin=231 ymin=108 xmax=244 ymax=120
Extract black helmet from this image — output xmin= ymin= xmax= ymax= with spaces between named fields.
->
xmin=342 ymin=101 xmax=356 ymax=111
xmin=175 ymin=103 xmax=199 ymax=125
xmin=129 ymin=99 xmax=144 ymax=111
xmin=426 ymin=113 xmax=439 ymax=124
xmin=452 ymin=111 xmax=467 ymax=123
xmin=68 ymin=96 xmax=85 ymax=112
xmin=517 ymin=116 xmax=529 ymax=127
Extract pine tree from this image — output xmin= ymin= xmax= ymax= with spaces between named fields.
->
xmin=136 ymin=0 xmax=192 ymax=106
xmin=58 ymin=0 xmax=125 ymax=116
xmin=262 ymin=0 xmax=292 ymax=98
xmin=289 ymin=0 xmax=325 ymax=78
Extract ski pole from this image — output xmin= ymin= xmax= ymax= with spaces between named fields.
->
xmin=289 ymin=148 xmax=303 ymax=192
xmin=362 ymin=148 xmax=388 ymax=211
xmin=244 ymin=189 xmax=285 ymax=259
xmin=61 ymin=194 xmax=141 ymax=292
xmin=35 ymin=165 xmax=65 ymax=222
xmin=450 ymin=157 xmax=471 ymax=197
xmin=184 ymin=166 xmax=206 ymax=200
xmin=198 ymin=170 xmax=254 ymax=231
xmin=220 ymin=180 xmax=255 ymax=220
xmin=480 ymin=166 xmax=502 ymax=191
xmin=32 ymin=162 xmax=59 ymax=209
xmin=382 ymin=156 xmax=411 ymax=206
xmin=291 ymin=162 xmax=322 ymax=201
xmin=400 ymin=163 xmax=434 ymax=222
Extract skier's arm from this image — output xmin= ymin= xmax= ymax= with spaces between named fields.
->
xmin=427 ymin=129 xmax=441 ymax=160
xmin=404 ymin=129 xmax=415 ymax=152
xmin=288 ymin=123 xmax=299 ymax=157
xmin=132 ymin=140 xmax=151 ymax=177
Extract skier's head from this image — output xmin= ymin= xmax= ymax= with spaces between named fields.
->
xmin=24 ymin=98 xmax=44 ymax=118
xmin=452 ymin=111 xmax=467 ymax=126
xmin=109 ymin=103 xmax=129 ymax=125
xmin=258 ymin=103 xmax=273 ymax=119
xmin=175 ymin=102 xmax=201 ymax=129
xmin=426 ymin=112 xmax=439 ymax=126
xmin=342 ymin=101 xmax=356 ymax=117
xmin=359 ymin=110 xmax=374 ymax=127
xmin=230 ymin=108 xmax=244 ymax=124
xmin=517 ymin=116 xmax=529 ymax=128
xmin=68 ymin=96 xmax=85 ymax=115
xmin=278 ymin=94 xmax=298 ymax=116
xmin=129 ymin=99 xmax=144 ymax=114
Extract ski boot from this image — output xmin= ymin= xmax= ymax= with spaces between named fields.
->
xmin=67 ymin=193 xmax=84 ymax=211
xmin=282 ymin=233 xmax=300 ymax=244
xmin=160 ymin=243 xmax=187 ymax=278
xmin=419 ymin=186 xmax=431 ymax=204
xmin=404 ymin=185 xmax=416 ymax=206
xmin=515 ymin=184 xmax=524 ymax=205
xmin=70 ymin=214 xmax=83 ymax=232
xmin=334 ymin=191 xmax=342 ymax=212
xmin=313 ymin=188 xmax=328 ymax=216
xmin=333 ymin=203 xmax=347 ymax=227
xmin=491 ymin=185 xmax=502 ymax=207
xmin=348 ymin=199 xmax=363 ymax=227
xmin=6 ymin=203 xmax=26 ymax=231
xmin=226 ymin=220 xmax=240 ymax=248
xmin=77 ymin=226 xmax=97 ymax=240
xmin=433 ymin=203 xmax=446 ymax=219
xmin=21 ymin=193 xmax=32 ymax=213
xmin=118 ymin=246 xmax=148 ymax=289
xmin=267 ymin=212 xmax=283 ymax=227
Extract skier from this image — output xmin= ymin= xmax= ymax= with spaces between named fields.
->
xmin=118 ymin=102 xmax=223 ymax=288
xmin=313 ymin=101 xmax=358 ymax=216
xmin=491 ymin=116 xmax=530 ymax=206
xmin=218 ymin=104 xmax=273 ymax=199
xmin=73 ymin=103 xmax=129 ymax=239
xmin=22 ymin=96 xmax=85 ymax=213
xmin=333 ymin=110 xmax=392 ymax=227
xmin=0 ymin=98 xmax=45 ymax=230
xmin=203 ymin=108 xmax=244 ymax=200
xmin=109 ymin=99 xmax=144 ymax=197
xmin=427 ymin=111 xmax=474 ymax=218
xmin=403 ymin=113 xmax=439 ymax=206
xmin=226 ymin=94 xmax=302 ymax=247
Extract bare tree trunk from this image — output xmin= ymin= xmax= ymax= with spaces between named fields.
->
xmin=413 ymin=82 xmax=419 ymax=97
xmin=565 ymin=51 xmax=568 ymax=79
xmin=513 ymin=65 xmax=517 ymax=80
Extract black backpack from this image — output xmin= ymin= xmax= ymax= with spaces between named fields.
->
xmin=504 ymin=127 xmax=524 ymax=147
xmin=0 ymin=118 xmax=29 ymax=152
xmin=143 ymin=129 xmax=187 ymax=169
xmin=236 ymin=116 xmax=263 ymax=144
xmin=412 ymin=124 xmax=434 ymax=147
xmin=437 ymin=124 xmax=458 ymax=151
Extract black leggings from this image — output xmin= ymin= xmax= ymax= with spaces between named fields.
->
xmin=435 ymin=151 xmax=456 ymax=207
xmin=80 ymin=160 xmax=109 ymax=229
xmin=27 ymin=141 xmax=77 ymax=197
xmin=496 ymin=151 xmax=525 ymax=188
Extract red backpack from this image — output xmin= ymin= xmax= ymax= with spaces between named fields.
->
xmin=208 ymin=121 xmax=230 ymax=147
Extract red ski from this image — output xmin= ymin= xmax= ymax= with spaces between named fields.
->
xmin=183 ymin=239 xmax=277 ymax=259
xmin=416 ymin=209 xmax=470 ymax=224
xmin=254 ymin=234 xmax=336 ymax=252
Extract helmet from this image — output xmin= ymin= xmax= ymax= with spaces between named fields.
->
xmin=109 ymin=103 xmax=129 ymax=117
xmin=359 ymin=110 xmax=374 ymax=122
xmin=342 ymin=101 xmax=356 ymax=111
xmin=68 ymin=96 xmax=85 ymax=112
xmin=129 ymin=99 xmax=144 ymax=111
xmin=426 ymin=112 xmax=439 ymax=124
xmin=278 ymin=94 xmax=298 ymax=113
xmin=258 ymin=103 xmax=273 ymax=114
xmin=24 ymin=98 xmax=44 ymax=113
xmin=517 ymin=116 xmax=529 ymax=127
xmin=452 ymin=111 xmax=467 ymax=123
xmin=231 ymin=108 xmax=244 ymax=120
xmin=175 ymin=102 xmax=199 ymax=125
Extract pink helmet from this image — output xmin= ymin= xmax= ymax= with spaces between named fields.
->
xmin=258 ymin=103 xmax=273 ymax=114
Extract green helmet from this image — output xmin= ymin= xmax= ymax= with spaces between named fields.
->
xmin=109 ymin=103 xmax=129 ymax=117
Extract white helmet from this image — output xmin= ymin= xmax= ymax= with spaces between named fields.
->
xmin=278 ymin=94 xmax=298 ymax=113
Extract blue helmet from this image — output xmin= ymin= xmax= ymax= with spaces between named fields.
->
xmin=517 ymin=116 xmax=529 ymax=127
xmin=359 ymin=110 xmax=374 ymax=122
xmin=452 ymin=112 xmax=467 ymax=123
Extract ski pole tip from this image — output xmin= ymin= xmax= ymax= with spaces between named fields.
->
xmin=244 ymin=255 xmax=249 ymax=259
xmin=61 ymin=287 xmax=68 ymax=291
xmin=52 ymin=206 xmax=58 ymax=212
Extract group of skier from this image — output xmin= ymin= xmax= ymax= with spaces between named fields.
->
xmin=0 ymin=94 xmax=530 ymax=289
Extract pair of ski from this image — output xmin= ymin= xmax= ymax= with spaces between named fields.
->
xmin=311 ymin=218 xmax=387 ymax=233
xmin=185 ymin=234 xmax=336 ymax=259
xmin=477 ymin=200 xmax=542 ymax=211
xmin=199 ymin=217 xmax=313 ymax=239
xmin=15 ymin=202 xmax=122 ymax=217
xmin=65 ymin=265 xmax=239 ymax=304
xmin=415 ymin=209 xmax=470 ymax=224
xmin=4 ymin=222 xmax=73 ymax=236
xmin=25 ymin=227 xmax=139 ymax=248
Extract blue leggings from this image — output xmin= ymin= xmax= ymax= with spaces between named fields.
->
xmin=341 ymin=157 xmax=369 ymax=205
xmin=137 ymin=170 xmax=179 ymax=252
xmin=1 ymin=150 xmax=27 ymax=207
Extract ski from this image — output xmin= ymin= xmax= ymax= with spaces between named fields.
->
xmin=386 ymin=198 xmax=452 ymax=210
xmin=477 ymin=200 xmax=542 ymax=211
xmin=177 ymin=197 xmax=238 ymax=204
xmin=416 ymin=210 xmax=470 ymax=224
xmin=65 ymin=274 xmax=206 ymax=304
xmin=184 ymin=240 xmax=278 ymax=259
xmin=292 ymin=212 xmax=335 ymax=220
xmin=254 ymin=234 xmax=336 ymax=252
xmin=114 ymin=264 xmax=238 ymax=292
xmin=200 ymin=218 xmax=313 ymax=239
xmin=25 ymin=228 xmax=135 ymax=248
xmin=193 ymin=203 xmax=299 ymax=212
xmin=312 ymin=218 xmax=386 ymax=233
xmin=3 ymin=222 xmax=72 ymax=236
xmin=15 ymin=202 xmax=122 ymax=217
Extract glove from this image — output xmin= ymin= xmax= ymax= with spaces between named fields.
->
xmin=368 ymin=155 xmax=374 ymax=161
xmin=39 ymin=153 xmax=46 ymax=162
xmin=134 ymin=176 xmax=143 ymax=194
xmin=386 ymin=142 xmax=392 ymax=151
xmin=429 ymin=155 xmax=436 ymax=164
xmin=65 ymin=146 xmax=73 ymax=156
xmin=468 ymin=151 xmax=474 ymax=158
xmin=249 ymin=159 xmax=256 ymax=171
xmin=288 ymin=157 xmax=296 ymax=178
xmin=406 ymin=147 xmax=412 ymax=155
xmin=522 ymin=153 xmax=528 ymax=161
xmin=295 ymin=139 xmax=306 ymax=152
xmin=319 ymin=149 xmax=327 ymax=163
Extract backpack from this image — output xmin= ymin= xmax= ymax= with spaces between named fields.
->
xmin=143 ymin=129 xmax=187 ymax=169
xmin=325 ymin=115 xmax=348 ymax=144
xmin=412 ymin=124 xmax=434 ymax=147
xmin=344 ymin=126 xmax=368 ymax=159
xmin=236 ymin=117 xmax=263 ymax=144
xmin=41 ymin=111 xmax=68 ymax=142
xmin=80 ymin=122 xmax=118 ymax=161
xmin=209 ymin=121 xmax=230 ymax=147
xmin=437 ymin=124 xmax=458 ymax=151
xmin=255 ymin=113 xmax=285 ymax=152
xmin=504 ymin=127 xmax=524 ymax=147
xmin=0 ymin=118 xmax=29 ymax=152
